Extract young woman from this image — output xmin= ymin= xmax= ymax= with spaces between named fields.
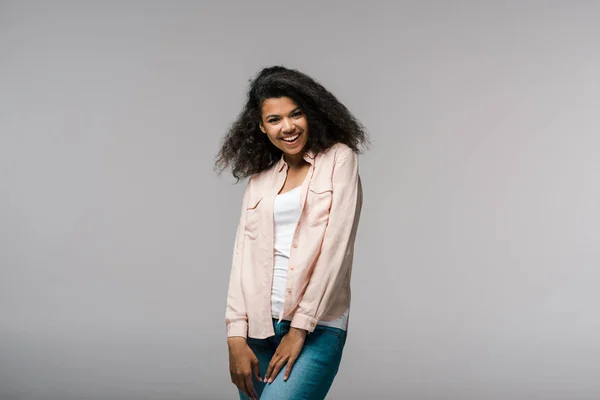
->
xmin=215 ymin=66 xmax=368 ymax=400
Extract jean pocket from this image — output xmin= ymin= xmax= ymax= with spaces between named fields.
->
xmin=246 ymin=337 xmax=270 ymax=350
xmin=317 ymin=325 xmax=342 ymax=337
xmin=313 ymin=325 xmax=346 ymax=353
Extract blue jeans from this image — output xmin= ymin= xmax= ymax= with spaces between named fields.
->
xmin=238 ymin=319 xmax=347 ymax=400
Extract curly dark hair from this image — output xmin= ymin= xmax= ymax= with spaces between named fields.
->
xmin=215 ymin=65 xmax=369 ymax=181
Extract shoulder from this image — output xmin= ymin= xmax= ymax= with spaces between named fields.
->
xmin=249 ymin=161 xmax=278 ymax=184
xmin=319 ymin=142 xmax=358 ymax=165
xmin=243 ymin=161 xmax=278 ymax=199
xmin=313 ymin=143 xmax=359 ymax=185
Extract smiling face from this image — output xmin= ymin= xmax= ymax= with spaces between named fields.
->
xmin=259 ymin=96 xmax=309 ymax=159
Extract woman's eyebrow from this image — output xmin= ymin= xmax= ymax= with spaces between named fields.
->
xmin=266 ymin=108 xmax=301 ymax=119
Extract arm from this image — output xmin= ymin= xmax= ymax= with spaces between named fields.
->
xmin=291 ymin=148 xmax=362 ymax=332
xmin=225 ymin=179 xmax=262 ymax=398
xmin=225 ymin=179 xmax=252 ymax=338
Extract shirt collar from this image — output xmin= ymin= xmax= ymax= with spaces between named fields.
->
xmin=277 ymin=148 xmax=316 ymax=172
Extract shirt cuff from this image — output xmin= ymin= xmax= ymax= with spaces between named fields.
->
xmin=226 ymin=320 xmax=248 ymax=338
xmin=290 ymin=313 xmax=318 ymax=333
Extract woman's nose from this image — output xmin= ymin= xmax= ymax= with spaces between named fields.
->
xmin=281 ymin=118 xmax=295 ymax=133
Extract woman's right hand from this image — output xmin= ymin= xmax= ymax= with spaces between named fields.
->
xmin=228 ymin=337 xmax=261 ymax=400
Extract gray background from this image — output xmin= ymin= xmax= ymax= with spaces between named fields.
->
xmin=1 ymin=1 xmax=599 ymax=399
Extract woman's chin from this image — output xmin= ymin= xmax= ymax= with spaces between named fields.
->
xmin=281 ymin=141 xmax=307 ymax=156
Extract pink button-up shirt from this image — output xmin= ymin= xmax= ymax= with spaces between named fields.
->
xmin=225 ymin=142 xmax=363 ymax=339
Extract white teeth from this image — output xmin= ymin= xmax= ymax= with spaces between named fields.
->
xmin=282 ymin=134 xmax=300 ymax=142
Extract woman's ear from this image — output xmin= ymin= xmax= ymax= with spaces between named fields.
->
xmin=259 ymin=123 xmax=266 ymax=134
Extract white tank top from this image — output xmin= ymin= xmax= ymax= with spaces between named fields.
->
xmin=271 ymin=186 xmax=349 ymax=330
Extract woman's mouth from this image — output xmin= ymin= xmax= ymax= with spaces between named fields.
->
xmin=281 ymin=133 xmax=301 ymax=145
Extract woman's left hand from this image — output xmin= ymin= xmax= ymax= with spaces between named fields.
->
xmin=264 ymin=327 xmax=307 ymax=383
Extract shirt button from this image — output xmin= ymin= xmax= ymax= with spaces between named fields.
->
xmin=310 ymin=322 xmax=315 ymax=327
xmin=287 ymin=288 xmax=292 ymax=293
xmin=293 ymin=243 xmax=298 ymax=248
xmin=289 ymin=266 xmax=294 ymax=271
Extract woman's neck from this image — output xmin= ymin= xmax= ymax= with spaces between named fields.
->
xmin=284 ymin=152 xmax=306 ymax=169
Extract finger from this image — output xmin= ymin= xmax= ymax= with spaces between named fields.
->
xmin=235 ymin=372 xmax=254 ymax=400
xmin=252 ymin=357 xmax=261 ymax=381
xmin=283 ymin=356 xmax=297 ymax=381
xmin=233 ymin=374 xmax=243 ymax=392
xmin=245 ymin=372 xmax=258 ymax=400
xmin=238 ymin=374 xmax=251 ymax=399
xmin=264 ymin=354 xmax=279 ymax=383
xmin=233 ymin=374 xmax=244 ymax=395
xmin=267 ymin=357 xmax=288 ymax=383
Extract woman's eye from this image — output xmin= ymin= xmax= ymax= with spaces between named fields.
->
xmin=293 ymin=111 xmax=302 ymax=117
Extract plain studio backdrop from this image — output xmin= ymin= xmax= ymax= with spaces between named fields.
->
xmin=1 ymin=1 xmax=599 ymax=399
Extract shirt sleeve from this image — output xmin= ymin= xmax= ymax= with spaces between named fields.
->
xmin=290 ymin=148 xmax=362 ymax=332
xmin=224 ymin=179 xmax=252 ymax=338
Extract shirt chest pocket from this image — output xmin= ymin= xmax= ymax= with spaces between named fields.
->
xmin=244 ymin=196 xmax=263 ymax=239
xmin=308 ymin=182 xmax=333 ymax=227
